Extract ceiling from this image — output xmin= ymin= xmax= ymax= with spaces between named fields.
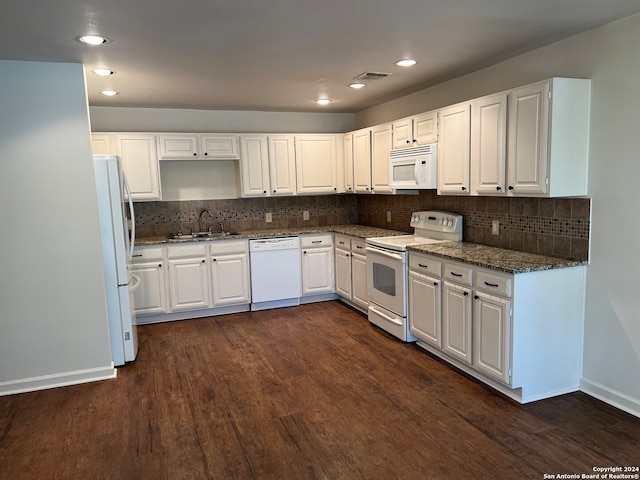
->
xmin=2 ymin=0 xmax=640 ymax=113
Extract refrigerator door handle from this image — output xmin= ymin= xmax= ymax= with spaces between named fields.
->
xmin=122 ymin=174 xmax=136 ymax=261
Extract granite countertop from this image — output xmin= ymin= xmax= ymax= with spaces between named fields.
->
xmin=135 ymin=224 xmax=405 ymax=246
xmin=408 ymin=241 xmax=587 ymax=274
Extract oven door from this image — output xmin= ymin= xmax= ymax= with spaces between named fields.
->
xmin=365 ymin=246 xmax=406 ymax=316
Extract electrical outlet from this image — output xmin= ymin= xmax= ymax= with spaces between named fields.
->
xmin=265 ymin=212 xmax=272 ymax=223
xmin=492 ymin=220 xmax=500 ymax=235
xmin=303 ymin=211 xmax=310 ymax=221
xmin=387 ymin=211 xmax=392 ymax=222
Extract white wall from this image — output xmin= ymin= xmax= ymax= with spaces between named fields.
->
xmin=356 ymin=14 xmax=640 ymax=417
xmin=90 ymin=106 xmax=355 ymax=133
xmin=0 ymin=61 xmax=115 ymax=394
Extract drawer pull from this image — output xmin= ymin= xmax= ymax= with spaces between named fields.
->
xmin=355 ymin=245 xmax=363 ymax=249
xmin=463 ymin=291 xmax=469 ymax=296
xmin=434 ymin=282 xmax=438 ymax=286
xmin=311 ymin=240 xmax=322 ymax=244
xmin=158 ymin=263 xmax=162 ymax=268
xmin=418 ymin=263 xmax=429 ymax=268
xmin=484 ymin=281 xmax=499 ymax=287
xmin=451 ymin=272 xmax=462 ymax=277
xmin=474 ymin=295 xmax=479 ymax=300
xmin=133 ymin=254 xmax=143 ymax=257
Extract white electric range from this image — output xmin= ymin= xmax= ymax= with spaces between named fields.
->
xmin=365 ymin=211 xmax=463 ymax=341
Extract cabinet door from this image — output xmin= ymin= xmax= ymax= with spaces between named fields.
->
xmin=210 ymin=253 xmax=250 ymax=306
xmin=168 ymin=257 xmax=210 ymax=311
xmin=200 ymin=135 xmax=239 ymax=159
xmin=442 ymin=281 xmax=473 ymax=364
xmin=413 ymin=111 xmax=438 ymax=145
xmin=335 ymin=248 xmax=352 ymax=299
xmin=409 ymin=271 xmax=442 ymax=347
xmin=131 ymin=262 xmax=168 ymax=315
xmin=353 ymin=129 xmax=372 ymax=193
xmin=239 ymin=135 xmax=270 ymax=196
xmin=351 ymin=252 xmax=368 ymax=309
xmin=158 ymin=134 xmax=199 ymax=159
xmin=115 ymin=134 xmax=161 ymax=201
xmin=268 ymin=135 xmax=296 ymax=195
xmin=473 ymin=292 xmax=512 ymax=385
xmin=438 ymin=103 xmax=471 ymax=195
xmin=295 ymin=135 xmax=338 ymax=194
xmin=91 ymin=134 xmax=114 ymax=155
xmin=301 ymin=247 xmax=335 ymax=295
xmin=507 ymin=81 xmax=550 ymax=195
xmin=472 ymin=93 xmax=508 ymax=195
xmin=343 ymin=134 xmax=354 ymax=193
xmin=392 ymin=117 xmax=413 ymax=149
xmin=371 ymin=123 xmax=393 ymax=194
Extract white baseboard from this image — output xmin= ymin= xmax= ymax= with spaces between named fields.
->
xmin=581 ymin=378 xmax=640 ymax=418
xmin=0 ymin=364 xmax=116 ymax=397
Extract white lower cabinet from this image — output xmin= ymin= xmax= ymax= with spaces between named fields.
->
xmin=167 ymin=245 xmax=211 ymax=311
xmin=408 ymin=250 xmax=585 ymax=403
xmin=210 ymin=241 xmax=251 ymax=306
xmin=131 ymin=247 xmax=168 ymax=315
xmin=334 ymin=234 xmax=368 ymax=311
xmin=300 ymin=234 xmax=335 ymax=296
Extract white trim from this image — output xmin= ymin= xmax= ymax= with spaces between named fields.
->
xmin=580 ymin=378 xmax=640 ymax=419
xmin=0 ymin=365 xmax=116 ymax=397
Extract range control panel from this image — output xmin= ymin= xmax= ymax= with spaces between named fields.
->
xmin=410 ymin=211 xmax=463 ymax=238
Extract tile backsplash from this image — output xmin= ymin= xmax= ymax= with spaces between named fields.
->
xmin=135 ymin=191 xmax=590 ymax=261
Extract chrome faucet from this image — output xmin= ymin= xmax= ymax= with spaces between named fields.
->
xmin=198 ymin=209 xmax=215 ymax=233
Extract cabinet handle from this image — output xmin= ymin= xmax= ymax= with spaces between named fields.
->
xmin=133 ymin=254 xmax=142 ymax=257
xmin=508 ymin=186 xmax=514 ymax=191
xmin=434 ymin=282 xmax=438 ymax=286
xmin=348 ymin=187 xmax=352 ymax=191
xmin=158 ymin=263 xmax=162 ymax=268
xmin=406 ymin=140 xmax=411 ymax=144
xmin=484 ymin=281 xmax=499 ymax=287
xmin=334 ymin=187 xmax=337 ymax=191
xmin=496 ymin=186 xmax=502 ymax=191
xmin=204 ymin=152 xmax=208 ymax=156
xmin=418 ymin=263 xmax=429 ymax=268
xmin=303 ymin=251 xmax=307 ymax=255
xmin=201 ymin=259 xmax=205 ymax=263
xmin=193 ymin=152 xmax=197 ymax=156
xmin=273 ymin=189 xmax=277 ymax=193
xmin=345 ymin=253 xmax=350 ymax=257
xmin=339 ymin=241 xmax=345 ymax=245
xmin=474 ymin=295 xmax=479 ymax=300
xmin=312 ymin=240 xmax=322 ymax=244
xmin=461 ymin=186 xmax=466 ymax=191
xmin=213 ymin=258 xmax=217 ymax=262
xmin=355 ymin=245 xmax=363 ymax=249
xmin=451 ymin=272 xmax=462 ymax=277
xmin=263 ymin=190 xmax=267 ymax=194
xmin=412 ymin=139 xmax=417 ymax=144
xmin=463 ymin=291 xmax=469 ymax=296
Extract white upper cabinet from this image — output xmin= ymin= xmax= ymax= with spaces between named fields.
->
xmin=392 ymin=110 xmax=438 ymax=149
xmin=91 ymin=134 xmax=114 ymax=155
xmin=370 ymin=123 xmax=393 ymax=194
xmin=471 ymin=93 xmax=508 ymax=195
xmin=343 ymin=133 xmax=354 ymax=193
xmin=438 ymin=102 xmax=471 ymax=195
xmin=268 ymin=135 xmax=296 ymax=195
xmin=239 ymin=135 xmax=270 ymax=196
xmin=507 ymin=78 xmax=590 ymax=197
xmin=158 ymin=134 xmax=239 ymax=160
xmin=295 ymin=134 xmax=340 ymax=194
xmin=353 ymin=128 xmax=372 ymax=193
xmin=114 ymin=133 xmax=162 ymax=201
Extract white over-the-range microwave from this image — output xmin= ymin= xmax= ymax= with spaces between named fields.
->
xmin=388 ymin=144 xmax=437 ymax=189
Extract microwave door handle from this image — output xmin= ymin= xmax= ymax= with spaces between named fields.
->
xmin=415 ymin=159 xmax=421 ymax=184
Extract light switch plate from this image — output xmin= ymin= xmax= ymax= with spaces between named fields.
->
xmin=266 ymin=212 xmax=273 ymax=223
xmin=387 ymin=211 xmax=392 ymax=222
xmin=492 ymin=220 xmax=499 ymax=235
xmin=303 ymin=211 xmax=310 ymax=221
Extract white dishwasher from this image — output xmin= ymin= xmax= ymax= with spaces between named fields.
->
xmin=249 ymin=237 xmax=301 ymax=311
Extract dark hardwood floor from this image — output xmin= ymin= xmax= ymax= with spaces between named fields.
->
xmin=1 ymin=301 xmax=638 ymax=479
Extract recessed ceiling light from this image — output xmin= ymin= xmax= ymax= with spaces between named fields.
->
xmin=395 ymin=59 xmax=417 ymax=67
xmin=349 ymin=82 xmax=366 ymax=89
xmin=315 ymin=98 xmax=333 ymax=105
xmin=100 ymin=90 xmax=118 ymax=96
xmin=93 ymin=68 xmax=114 ymax=76
xmin=78 ymin=35 xmax=108 ymax=45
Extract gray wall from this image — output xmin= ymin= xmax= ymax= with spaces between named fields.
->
xmin=0 ymin=61 xmax=114 ymax=393
xmin=90 ymin=106 xmax=355 ymax=133
xmin=356 ymin=14 xmax=640 ymax=416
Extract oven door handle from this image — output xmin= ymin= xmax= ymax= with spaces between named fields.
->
xmin=369 ymin=304 xmax=404 ymax=327
xmin=365 ymin=246 xmax=404 ymax=262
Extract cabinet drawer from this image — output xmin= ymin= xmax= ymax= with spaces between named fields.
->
xmin=300 ymin=234 xmax=333 ymax=249
xmin=132 ymin=247 xmax=164 ymax=262
xmin=167 ymin=244 xmax=207 ymax=258
xmin=351 ymin=238 xmax=366 ymax=255
xmin=334 ymin=234 xmax=351 ymax=250
xmin=475 ymin=270 xmax=513 ymax=297
xmin=409 ymin=253 xmax=442 ymax=276
xmin=209 ymin=239 xmax=248 ymax=256
xmin=444 ymin=262 xmax=473 ymax=286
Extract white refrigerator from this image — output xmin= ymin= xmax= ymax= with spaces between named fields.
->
xmin=94 ymin=154 xmax=139 ymax=366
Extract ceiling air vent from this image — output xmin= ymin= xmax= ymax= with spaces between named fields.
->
xmin=353 ymin=71 xmax=392 ymax=82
